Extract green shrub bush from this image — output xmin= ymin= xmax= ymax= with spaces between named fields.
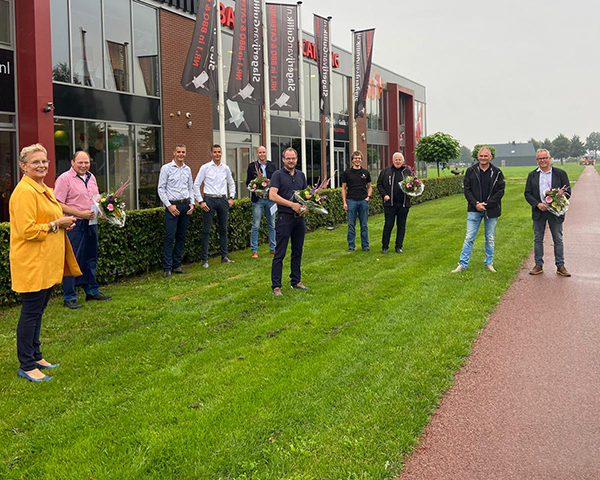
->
xmin=0 ymin=175 xmax=463 ymax=304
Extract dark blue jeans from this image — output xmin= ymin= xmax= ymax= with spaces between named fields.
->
xmin=347 ymin=199 xmax=369 ymax=250
xmin=63 ymin=221 xmax=99 ymax=301
xmin=17 ymin=287 xmax=52 ymax=371
xmin=202 ymin=197 xmax=229 ymax=261
xmin=163 ymin=204 xmax=192 ymax=271
xmin=271 ymin=213 xmax=306 ymax=289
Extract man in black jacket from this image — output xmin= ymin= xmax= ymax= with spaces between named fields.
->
xmin=376 ymin=152 xmax=413 ymax=254
xmin=246 ymin=146 xmax=278 ymax=258
xmin=452 ymin=147 xmax=505 ymax=273
xmin=524 ymin=149 xmax=571 ymax=276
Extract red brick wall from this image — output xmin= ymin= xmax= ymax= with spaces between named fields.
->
xmin=160 ymin=10 xmax=214 ymax=176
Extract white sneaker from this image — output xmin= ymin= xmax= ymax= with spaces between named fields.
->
xmin=451 ymin=264 xmax=465 ymax=273
xmin=485 ymin=264 xmax=497 ymax=273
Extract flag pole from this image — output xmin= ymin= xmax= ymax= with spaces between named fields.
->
xmin=328 ymin=16 xmax=335 ymax=188
xmin=262 ymin=0 xmax=272 ymax=160
xmin=351 ymin=29 xmax=357 ymax=152
xmin=298 ymin=2 xmax=307 ymax=174
xmin=216 ymin=1 xmax=228 ymax=165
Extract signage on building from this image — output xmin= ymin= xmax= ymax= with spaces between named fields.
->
xmin=0 ymin=49 xmax=15 ymax=113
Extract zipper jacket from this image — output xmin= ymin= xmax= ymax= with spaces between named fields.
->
xmin=463 ymin=163 xmax=506 ymax=218
xmin=376 ymin=165 xmax=413 ymax=208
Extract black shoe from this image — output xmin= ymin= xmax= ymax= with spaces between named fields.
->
xmin=347 ymin=247 xmax=355 ymax=252
xmin=395 ymin=248 xmax=404 ymax=254
xmin=172 ymin=267 xmax=186 ymax=274
xmin=64 ymin=300 xmax=83 ymax=309
xmin=86 ymin=292 xmax=112 ymax=301
xmin=163 ymin=270 xmax=172 ymax=278
xmin=221 ymin=257 xmax=234 ymax=263
xmin=381 ymin=248 xmax=388 ymax=254
xmin=291 ymin=283 xmax=309 ymax=290
xmin=363 ymin=247 xmax=371 ymax=252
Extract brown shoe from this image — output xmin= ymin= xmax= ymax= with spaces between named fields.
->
xmin=272 ymin=288 xmax=283 ymax=296
xmin=556 ymin=265 xmax=571 ymax=277
xmin=251 ymin=252 xmax=258 ymax=259
xmin=270 ymin=250 xmax=276 ymax=255
xmin=529 ymin=265 xmax=544 ymax=275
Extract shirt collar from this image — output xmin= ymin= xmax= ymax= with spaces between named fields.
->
xmin=536 ymin=167 xmax=552 ymax=174
xmin=21 ymin=174 xmax=47 ymax=193
xmin=170 ymin=159 xmax=187 ymax=168
xmin=69 ymin=167 xmax=91 ymax=179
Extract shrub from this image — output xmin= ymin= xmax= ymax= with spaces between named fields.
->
xmin=0 ymin=175 xmax=464 ymax=304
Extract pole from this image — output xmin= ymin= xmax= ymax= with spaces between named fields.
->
xmin=328 ymin=16 xmax=335 ymax=188
xmin=216 ymin=1 xmax=227 ymax=165
xmin=351 ymin=29 xmax=357 ymax=152
xmin=262 ymin=0 xmax=271 ymax=159
xmin=298 ymin=2 xmax=307 ymax=173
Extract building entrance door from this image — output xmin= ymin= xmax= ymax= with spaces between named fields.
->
xmin=226 ymin=144 xmax=251 ymax=199
xmin=333 ymin=148 xmax=346 ymax=189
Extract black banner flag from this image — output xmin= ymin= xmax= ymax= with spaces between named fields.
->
xmin=227 ymin=0 xmax=265 ymax=104
xmin=353 ymin=28 xmax=375 ymax=119
xmin=180 ymin=0 xmax=218 ymax=97
xmin=266 ymin=3 xmax=299 ymax=111
xmin=314 ymin=14 xmax=331 ymax=116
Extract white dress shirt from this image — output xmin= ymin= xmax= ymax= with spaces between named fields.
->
xmin=194 ymin=160 xmax=236 ymax=202
xmin=537 ymin=167 xmax=553 ymax=200
xmin=157 ymin=160 xmax=194 ymax=207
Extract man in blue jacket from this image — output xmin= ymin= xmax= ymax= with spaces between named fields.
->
xmin=452 ymin=147 xmax=505 ymax=273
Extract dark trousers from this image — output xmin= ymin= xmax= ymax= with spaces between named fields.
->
xmin=17 ymin=287 xmax=53 ymax=371
xmin=163 ymin=204 xmax=192 ymax=271
xmin=271 ymin=213 xmax=306 ymax=289
xmin=202 ymin=197 xmax=229 ymax=261
xmin=63 ymin=221 xmax=99 ymax=301
xmin=382 ymin=205 xmax=410 ymax=250
xmin=533 ymin=212 xmax=565 ymax=267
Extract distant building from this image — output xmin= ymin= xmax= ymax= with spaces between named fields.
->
xmin=488 ymin=142 xmax=537 ymax=167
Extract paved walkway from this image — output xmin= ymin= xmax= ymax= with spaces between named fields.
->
xmin=400 ymin=166 xmax=600 ymax=480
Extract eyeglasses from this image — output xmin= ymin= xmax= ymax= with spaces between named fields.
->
xmin=537 ymin=157 xmax=550 ymax=161
xmin=28 ymin=160 xmax=50 ymax=166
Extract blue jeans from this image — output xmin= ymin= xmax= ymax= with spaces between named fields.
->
xmin=347 ymin=199 xmax=369 ymax=250
xmin=250 ymin=197 xmax=276 ymax=252
xmin=459 ymin=211 xmax=498 ymax=268
xmin=163 ymin=204 xmax=192 ymax=271
xmin=533 ymin=212 xmax=564 ymax=267
xmin=63 ymin=221 xmax=100 ymax=301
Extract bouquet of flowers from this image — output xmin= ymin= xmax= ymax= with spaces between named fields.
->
xmin=94 ymin=179 xmax=130 ymax=227
xmin=292 ymin=176 xmax=333 ymax=215
xmin=543 ymin=185 xmax=569 ymax=217
xmin=400 ymin=175 xmax=425 ymax=197
xmin=248 ymin=163 xmax=270 ymax=195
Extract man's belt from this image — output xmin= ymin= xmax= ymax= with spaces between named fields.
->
xmin=204 ymin=194 xmax=227 ymax=199
xmin=169 ymin=199 xmax=189 ymax=205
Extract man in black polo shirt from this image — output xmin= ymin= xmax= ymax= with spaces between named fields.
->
xmin=269 ymin=147 xmax=308 ymax=296
xmin=341 ymin=150 xmax=372 ymax=252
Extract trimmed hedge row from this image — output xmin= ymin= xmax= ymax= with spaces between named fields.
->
xmin=0 ymin=175 xmax=464 ymax=304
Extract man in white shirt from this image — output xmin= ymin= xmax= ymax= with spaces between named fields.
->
xmin=194 ymin=145 xmax=236 ymax=268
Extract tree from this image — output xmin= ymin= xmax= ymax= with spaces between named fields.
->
xmin=586 ymin=132 xmax=600 ymax=157
xmin=529 ymin=138 xmax=541 ymax=150
xmin=471 ymin=144 xmax=497 ymax=162
xmin=541 ymin=138 xmax=553 ymax=152
xmin=415 ymin=132 xmax=461 ymax=177
xmin=569 ymin=135 xmax=586 ymax=159
xmin=552 ymin=134 xmax=571 ymax=164
xmin=456 ymin=145 xmax=472 ymax=164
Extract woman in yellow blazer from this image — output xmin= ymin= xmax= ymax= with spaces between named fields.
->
xmin=10 ymin=144 xmax=81 ymax=383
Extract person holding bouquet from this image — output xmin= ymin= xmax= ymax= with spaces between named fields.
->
xmin=55 ymin=151 xmax=112 ymax=308
xmin=269 ymin=147 xmax=309 ymax=296
xmin=452 ymin=147 xmax=505 ymax=273
xmin=524 ymin=148 xmax=571 ymax=276
xmin=246 ymin=146 xmax=277 ymax=258
xmin=10 ymin=144 xmax=81 ymax=382
xmin=341 ymin=150 xmax=372 ymax=252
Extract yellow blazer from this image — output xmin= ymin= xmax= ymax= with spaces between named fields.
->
xmin=9 ymin=175 xmax=82 ymax=293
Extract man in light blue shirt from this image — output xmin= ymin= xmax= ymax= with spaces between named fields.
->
xmin=157 ymin=144 xmax=195 ymax=278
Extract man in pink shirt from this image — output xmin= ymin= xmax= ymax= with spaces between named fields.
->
xmin=54 ymin=151 xmax=112 ymax=309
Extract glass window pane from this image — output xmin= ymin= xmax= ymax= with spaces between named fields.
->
xmin=50 ymin=0 xmax=70 ymax=81
xmin=132 ymin=3 xmax=159 ymax=97
xmin=74 ymin=120 xmax=107 ymax=193
xmin=54 ymin=118 xmax=73 ymax=175
xmin=107 ymin=123 xmax=135 ymax=209
xmin=104 ymin=0 xmax=132 ymax=92
xmin=71 ymin=0 xmax=103 ymax=87
xmin=0 ymin=130 xmax=16 ymax=222
xmin=136 ymin=125 xmax=161 ymax=209
xmin=0 ymin=0 xmax=11 ymax=45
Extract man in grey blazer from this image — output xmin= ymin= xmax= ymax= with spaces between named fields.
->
xmin=524 ymin=148 xmax=571 ymax=277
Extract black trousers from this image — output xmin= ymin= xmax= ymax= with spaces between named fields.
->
xmin=271 ymin=213 xmax=306 ymax=289
xmin=382 ymin=205 xmax=410 ymax=250
xmin=163 ymin=204 xmax=192 ymax=271
xmin=17 ymin=287 xmax=53 ymax=371
xmin=202 ymin=197 xmax=229 ymax=261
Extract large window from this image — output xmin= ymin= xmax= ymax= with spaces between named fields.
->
xmin=367 ymin=144 xmax=388 ymax=180
xmin=104 ymin=0 xmax=132 ymax=92
xmin=332 ymin=72 xmax=348 ymax=116
xmin=71 ymin=0 xmax=103 ymax=87
xmin=0 ymin=0 xmax=11 ymax=46
xmin=50 ymin=0 xmax=70 ymax=81
xmin=133 ymin=2 xmax=160 ymax=97
xmin=108 ymin=123 xmax=135 ymax=210
xmin=136 ymin=126 xmax=161 ymax=209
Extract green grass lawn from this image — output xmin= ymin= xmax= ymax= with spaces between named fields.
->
xmin=0 ymin=166 xmax=585 ymax=479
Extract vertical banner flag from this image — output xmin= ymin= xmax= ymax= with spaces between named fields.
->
xmin=353 ymin=28 xmax=375 ymax=119
xmin=180 ymin=0 xmax=218 ymax=97
xmin=266 ymin=3 xmax=299 ymax=111
xmin=416 ymin=105 xmax=423 ymax=141
xmin=227 ymin=0 xmax=264 ymax=104
xmin=314 ymin=14 xmax=331 ymax=116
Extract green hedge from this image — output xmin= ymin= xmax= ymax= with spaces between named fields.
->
xmin=0 ymin=175 xmax=463 ymax=304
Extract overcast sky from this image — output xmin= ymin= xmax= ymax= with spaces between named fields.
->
xmin=299 ymin=0 xmax=599 ymax=149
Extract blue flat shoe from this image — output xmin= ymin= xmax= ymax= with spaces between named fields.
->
xmin=36 ymin=362 xmax=60 ymax=370
xmin=17 ymin=368 xmax=52 ymax=383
